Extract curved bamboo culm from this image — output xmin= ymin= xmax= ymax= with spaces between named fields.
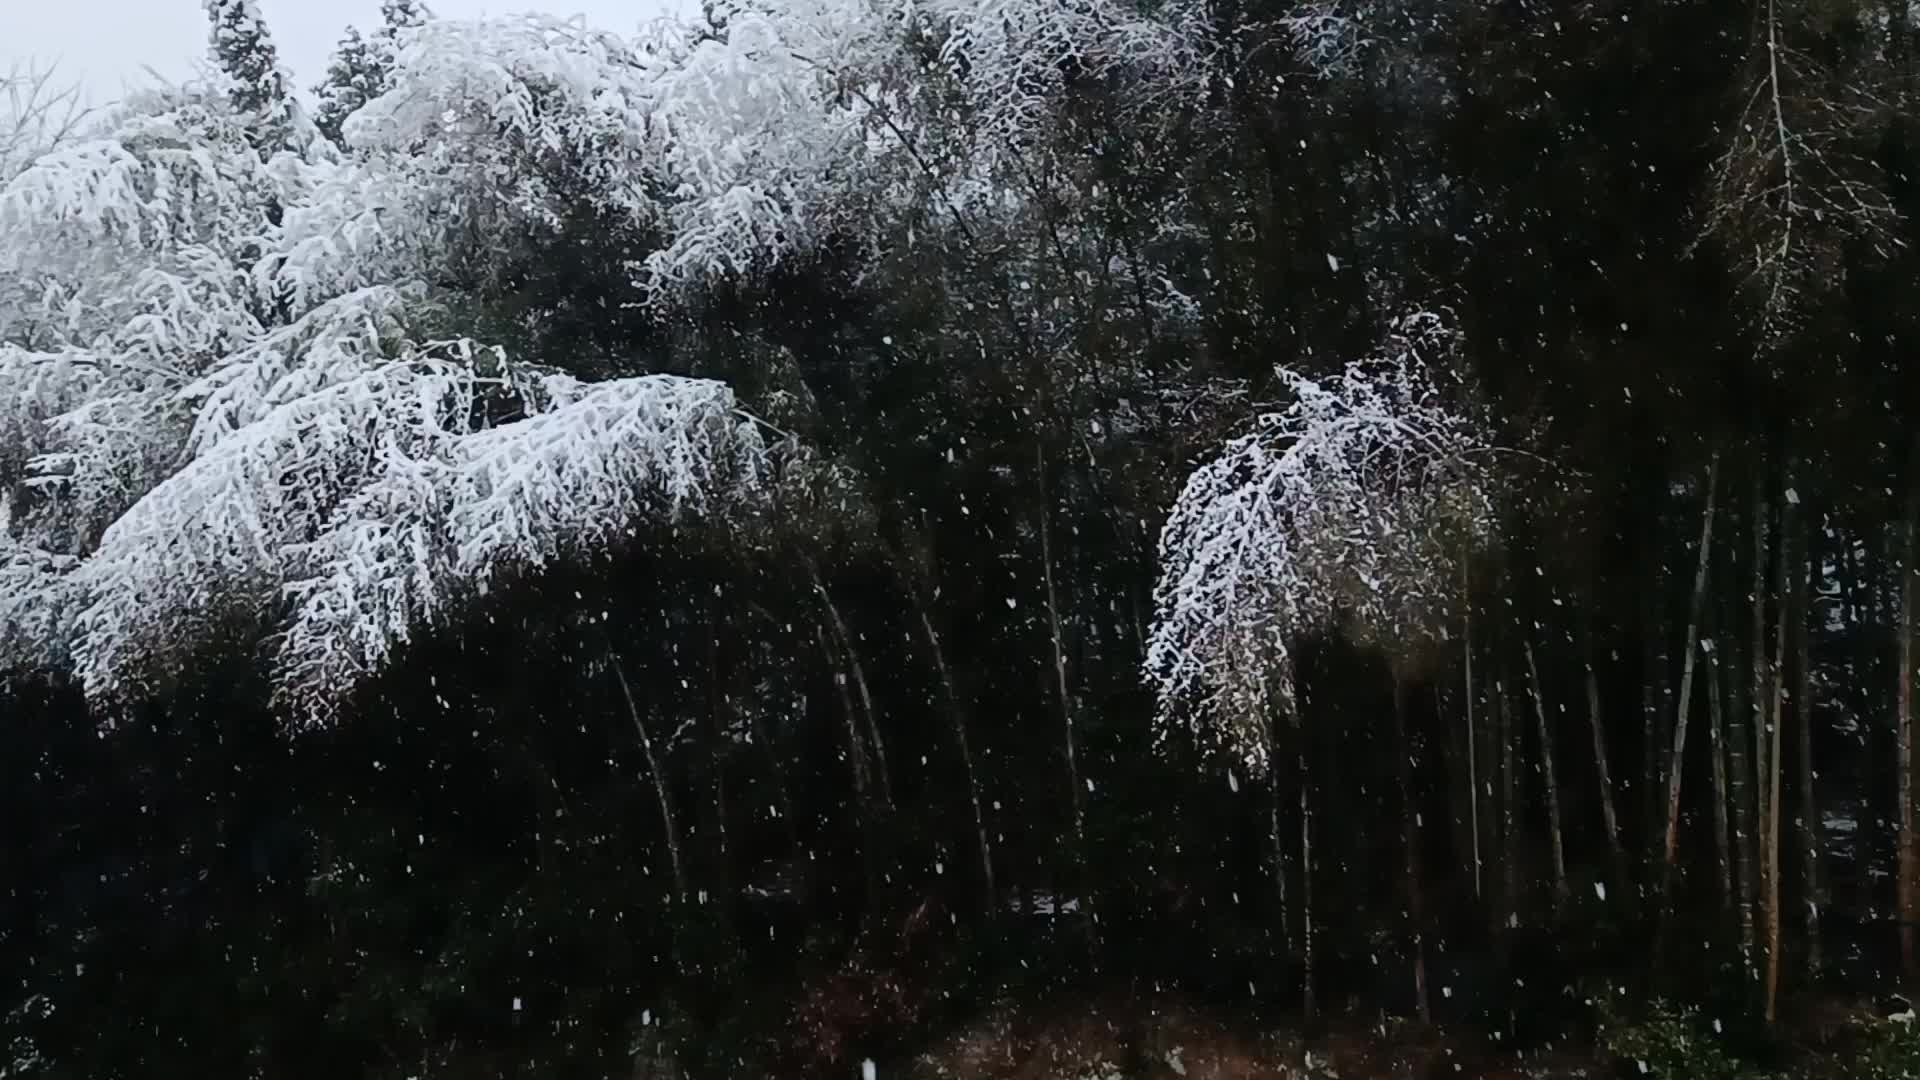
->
xmin=611 ymin=654 xmax=688 ymax=906
xmin=1659 ymin=450 xmax=1720 ymax=934
xmin=1583 ymin=620 xmax=1628 ymax=900
xmin=918 ymin=606 xmax=996 ymax=918
xmin=1524 ymin=639 xmax=1568 ymax=911
xmin=810 ymin=562 xmax=892 ymax=810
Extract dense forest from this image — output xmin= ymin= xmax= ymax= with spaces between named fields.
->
xmin=6 ymin=0 xmax=1920 ymax=1076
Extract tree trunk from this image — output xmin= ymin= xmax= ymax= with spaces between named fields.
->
xmin=1499 ymin=676 xmax=1520 ymax=933
xmin=1392 ymin=675 xmax=1430 ymax=1022
xmin=1727 ymin=559 xmax=1758 ymax=978
xmin=1645 ymin=499 xmax=1676 ymax=876
xmin=1524 ymin=640 xmax=1569 ymax=911
xmin=1300 ymin=721 xmax=1317 ymax=1019
xmin=1267 ymin=713 xmax=1291 ymax=953
xmin=1900 ymin=466 xmax=1918 ymax=978
xmin=1037 ymin=445 xmax=1090 ymax=905
xmin=1644 ymin=604 xmax=1664 ymax=876
xmin=1710 ymin=646 xmax=1734 ymax=912
xmin=1797 ymin=511 xmax=1822 ymax=977
xmin=819 ymin=624 xmax=878 ymax=897
xmin=1465 ymin=560 xmax=1482 ymax=899
xmin=1661 ymin=452 xmax=1720 ymax=914
xmin=918 ymin=608 xmax=996 ymax=917
xmin=1583 ymin=621 xmax=1628 ymax=899
xmin=1748 ymin=469 xmax=1772 ymax=985
xmin=809 ymin=565 xmax=892 ymax=810
xmin=612 ymin=658 xmax=688 ymax=905
xmin=708 ymin=648 xmax=732 ymax=913
xmin=1764 ymin=477 xmax=1792 ymax=1024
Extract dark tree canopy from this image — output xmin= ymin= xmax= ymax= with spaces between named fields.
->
xmin=6 ymin=1 xmax=1920 ymax=1077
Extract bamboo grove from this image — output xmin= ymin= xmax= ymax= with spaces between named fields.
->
xmin=7 ymin=0 xmax=1920 ymax=1077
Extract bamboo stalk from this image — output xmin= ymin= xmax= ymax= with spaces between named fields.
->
xmin=1500 ymin=676 xmax=1520 ymax=933
xmin=1466 ymin=560 xmax=1482 ymax=899
xmin=1726 ymin=577 xmax=1756 ymax=974
xmin=1583 ymin=620 xmax=1628 ymax=897
xmin=1900 ymin=462 xmax=1918 ymax=977
xmin=1037 ymin=444 xmax=1091 ymax=913
xmin=1300 ymin=718 xmax=1317 ymax=1019
xmin=918 ymin=607 xmax=996 ymax=916
xmin=1748 ymin=468 xmax=1771 ymax=986
xmin=1660 ymin=452 xmax=1721 ymax=907
xmin=810 ymin=567 xmax=892 ymax=810
xmin=1711 ymin=645 xmax=1734 ymax=912
xmin=818 ymin=623 xmax=878 ymax=898
xmin=611 ymin=655 xmax=688 ymax=905
xmin=1268 ymin=712 xmax=1290 ymax=952
xmin=1764 ymin=473 xmax=1792 ymax=1024
xmin=1525 ymin=639 xmax=1569 ymax=910
xmin=1392 ymin=675 xmax=1430 ymax=1022
xmin=1797 ymin=509 xmax=1822 ymax=977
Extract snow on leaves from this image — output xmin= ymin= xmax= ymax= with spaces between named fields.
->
xmin=641 ymin=0 xmax=1210 ymax=288
xmin=68 ymin=354 xmax=765 ymax=718
xmin=0 ymin=37 xmax=770 ymax=716
xmin=1145 ymin=313 xmax=1501 ymax=773
xmin=68 ymin=357 xmax=480 ymax=702
xmin=276 ymin=373 xmax=765 ymax=727
xmin=345 ymin=14 xmax=658 ymax=229
xmin=0 ymin=0 xmax=1215 ymax=718
xmin=0 ymin=521 xmax=78 ymax=673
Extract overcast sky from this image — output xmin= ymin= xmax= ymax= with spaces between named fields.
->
xmin=3 ymin=1 xmax=692 ymax=106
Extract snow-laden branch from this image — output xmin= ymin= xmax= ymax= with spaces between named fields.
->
xmin=0 ymin=518 xmax=78 ymax=673
xmin=274 ymin=373 xmax=767 ymax=727
xmin=1 ymin=62 xmax=91 ymax=184
xmin=346 ymin=15 xmax=660 ymax=227
xmin=68 ymin=358 xmax=477 ymax=701
xmin=181 ymin=283 xmax=421 ymax=456
xmin=0 ymin=92 xmax=277 ymax=263
xmin=0 ymin=0 xmax=1212 ymax=720
xmin=1275 ymin=2 xmax=1372 ymax=80
xmin=1145 ymin=313 xmax=1501 ymax=772
xmin=640 ymin=0 xmax=1211 ymax=289
xmin=1697 ymin=0 xmax=1897 ymax=348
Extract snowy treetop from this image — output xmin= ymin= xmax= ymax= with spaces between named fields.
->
xmin=0 ymin=0 xmax=1216 ymax=721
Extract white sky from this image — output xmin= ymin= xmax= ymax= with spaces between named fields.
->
xmin=2 ymin=1 xmax=692 ymax=106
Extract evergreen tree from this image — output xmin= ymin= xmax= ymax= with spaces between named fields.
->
xmin=202 ymin=0 xmax=296 ymax=150
xmin=312 ymin=27 xmax=385 ymax=146
xmin=311 ymin=4 xmax=431 ymax=147
xmin=380 ymin=0 xmax=430 ymax=32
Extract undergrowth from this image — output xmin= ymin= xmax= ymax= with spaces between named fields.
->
xmin=1598 ymin=997 xmax=1920 ymax=1080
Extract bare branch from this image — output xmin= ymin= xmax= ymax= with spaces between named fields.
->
xmin=0 ymin=61 xmax=91 ymax=181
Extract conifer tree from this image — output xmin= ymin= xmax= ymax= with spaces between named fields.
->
xmin=202 ymin=0 xmax=297 ymax=151
xmin=312 ymin=28 xmax=385 ymax=146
